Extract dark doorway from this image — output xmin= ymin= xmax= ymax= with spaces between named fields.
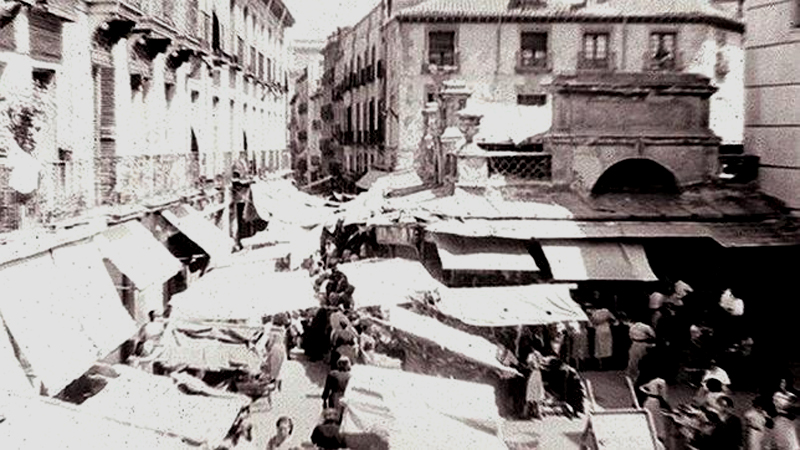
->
xmin=592 ymin=158 xmax=679 ymax=195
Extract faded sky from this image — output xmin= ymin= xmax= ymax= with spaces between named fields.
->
xmin=285 ymin=0 xmax=381 ymax=42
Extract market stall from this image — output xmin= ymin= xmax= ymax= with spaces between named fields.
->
xmin=0 ymin=392 xmax=194 ymax=449
xmin=80 ymin=364 xmax=251 ymax=448
xmin=581 ymin=409 xmax=660 ymax=450
xmin=336 ymin=258 xmax=444 ymax=309
xmin=169 ymin=267 xmax=318 ymax=322
xmin=340 ymin=365 xmax=508 ymax=450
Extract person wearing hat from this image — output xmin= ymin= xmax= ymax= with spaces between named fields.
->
xmin=311 ymin=409 xmax=346 ymax=449
xmin=627 ymin=322 xmax=656 ymax=381
xmin=640 ymin=378 xmax=671 ymax=444
xmin=322 ymin=355 xmax=352 ymax=418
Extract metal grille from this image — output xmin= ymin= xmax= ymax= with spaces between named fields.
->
xmin=487 ymin=154 xmax=552 ymax=182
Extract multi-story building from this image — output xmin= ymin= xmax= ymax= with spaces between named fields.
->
xmin=381 ymin=0 xmax=744 ymax=173
xmin=287 ymin=38 xmax=324 ymax=184
xmin=744 ymin=0 xmax=800 ymax=212
xmin=0 ymin=0 xmax=293 ymax=327
xmin=328 ymin=5 xmax=386 ymax=180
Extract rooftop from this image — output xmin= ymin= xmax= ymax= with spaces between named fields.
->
xmin=395 ymin=0 xmax=743 ymax=31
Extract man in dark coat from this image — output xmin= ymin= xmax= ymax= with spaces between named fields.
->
xmin=311 ymin=408 xmax=346 ymax=449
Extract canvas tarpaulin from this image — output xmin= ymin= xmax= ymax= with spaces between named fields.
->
xmin=251 ymin=179 xmax=336 ymax=228
xmin=50 ymin=239 xmax=137 ymax=358
xmin=0 ymin=253 xmax=101 ymax=395
xmin=161 ymin=204 xmax=234 ymax=268
xmin=157 ymin=320 xmax=263 ymax=374
xmin=541 ymin=241 xmax=658 ymax=281
xmin=169 ymin=268 xmax=318 ymax=321
xmin=97 ymin=220 xmax=183 ymax=289
xmin=434 ymin=283 xmax=587 ymax=327
xmin=81 ymin=364 xmax=250 ymax=447
xmin=432 ymin=233 xmax=539 ymax=272
xmin=340 ymin=365 xmax=508 ymax=450
xmin=582 ymin=409 xmax=660 ymax=450
xmin=336 ymin=258 xmax=444 ymax=309
xmin=375 ymin=307 xmax=519 ymax=377
xmin=0 ymin=392 xmax=194 ymax=450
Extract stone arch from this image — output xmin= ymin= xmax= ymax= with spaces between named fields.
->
xmin=591 ymin=158 xmax=679 ymax=195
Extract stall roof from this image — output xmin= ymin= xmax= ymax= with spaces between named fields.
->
xmin=0 ymin=253 xmax=102 ymax=395
xmin=169 ymin=268 xmax=318 ymax=321
xmin=377 ymin=307 xmax=518 ymax=376
xmin=465 ymin=100 xmax=552 ymax=146
xmin=51 ymin=240 xmax=137 ymax=358
xmin=251 ymin=180 xmax=336 ymax=228
xmin=583 ymin=409 xmax=660 ymax=450
xmin=0 ymin=393 xmax=194 ymax=450
xmin=434 ymin=283 xmax=586 ymax=327
xmin=432 ymin=233 xmax=539 ymax=272
xmin=161 ymin=205 xmax=234 ymax=268
xmin=157 ymin=320 xmax=263 ymax=374
xmin=81 ymin=365 xmax=250 ymax=447
xmin=341 ymin=365 xmax=507 ymax=450
xmin=97 ymin=220 xmax=183 ymax=289
xmin=541 ymin=241 xmax=658 ymax=281
xmin=336 ymin=258 xmax=444 ymax=309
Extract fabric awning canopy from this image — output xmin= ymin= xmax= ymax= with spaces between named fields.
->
xmin=465 ymin=100 xmax=552 ymax=146
xmin=336 ymin=258 xmax=444 ymax=309
xmin=355 ymin=169 xmax=390 ymax=190
xmin=432 ymin=233 xmax=538 ymax=272
xmin=583 ymin=409 xmax=660 ymax=450
xmin=376 ymin=307 xmax=518 ymax=376
xmin=81 ymin=364 xmax=250 ymax=447
xmin=51 ymin=240 xmax=137 ymax=358
xmin=97 ymin=220 xmax=183 ymax=289
xmin=251 ymin=180 xmax=336 ymax=228
xmin=341 ymin=365 xmax=508 ymax=450
xmin=434 ymin=283 xmax=587 ymax=327
xmin=157 ymin=321 xmax=263 ymax=374
xmin=161 ymin=205 xmax=233 ymax=268
xmin=0 ymin=253 xmax=102 ymax=395
xmin=541 ymin=241 xmax=658 ymax=281
xmin=0 ymin=393 xmax=195 ymax=449
xmin=169 ymin=268 xmax=318 ymax=321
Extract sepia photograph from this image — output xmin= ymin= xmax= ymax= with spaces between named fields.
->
xmin=0 ymin=0 xmax=799 ymax=448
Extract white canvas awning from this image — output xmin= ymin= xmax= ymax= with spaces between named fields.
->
xmin=97 ymin=221 xmax=183 ymax=290
xmin=157 ymin=321 xmax=263 ymax=374
xmin=376 ymin=307 xmax=518 ymax=377
xmin=169 ymin=267 xmax=318 ymax=321
xmin=356 ymin=169 xmax=390 ymax=190
xmin=161 ymin=205 xmax=234 ymax=268
xmin=51 ymin=240 xmax=137 ymax=358
xmin=0 ymin=253 xmax=100 ymax=395
xmin=336 ymin=258 xmax=444 ymax=309
xmin=0 ymin=393 xmax=195 ymax=449
xmin=434 ymin=283 xmax=587 ymax=327
xmin=251 ymin=180 xmax=336 ymax=228
xmin=582 ymin=409 xmax=661 ymax=450
xmin=541 ymin=241 xmax=657 ymax=281
xmin=341 ymin=365 xmax=508 ymax=450
xmin=81 ymin=365 xmax=250 ymax=447
xmin=432 ymin=233 xmax=538 ymax=272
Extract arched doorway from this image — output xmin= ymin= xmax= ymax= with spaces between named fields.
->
xmin=592 ymin=158 xmax=679 ymax=195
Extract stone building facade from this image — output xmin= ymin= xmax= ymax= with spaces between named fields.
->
xmin=0 ymin=0 xmax=293 ymax=233
xmin=744 ymin=0 xmax=800 ymax=211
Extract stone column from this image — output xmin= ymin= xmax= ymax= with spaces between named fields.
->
xmin=438 ymin=80 xmax=471 ymax=184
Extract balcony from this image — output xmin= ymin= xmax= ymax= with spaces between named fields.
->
xmin=577 ymin=51 xmax=615 ymax=72
xmin=515 ymin=49 xmax=551 ymax=73
xmin=421 ymin=51 xmax=460 ymax=74
xmin=644 ymin=51 xmax=682 ymax=72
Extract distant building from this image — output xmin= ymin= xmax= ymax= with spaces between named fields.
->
xmin=744 ymin=0 xmax=800 ymax=212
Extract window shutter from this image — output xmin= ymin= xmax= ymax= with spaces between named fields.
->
xmin=0 ymin=22 xmax=14 ymax=51
xmin=29 ymin=11 xmax=62 ymax=62
xmin=99 ymin=66 xmax=115 ymax=128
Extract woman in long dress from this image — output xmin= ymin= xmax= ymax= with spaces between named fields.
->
xmin=589 ymin=307 xmax=617 ymax=369
xmin=524 ymin=349 xmax=545 ymax=419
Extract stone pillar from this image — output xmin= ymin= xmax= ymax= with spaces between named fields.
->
xmin=438 ymin=80 xmax=471 ymax=184
xmin=415 ymin=102 xmax=440 ymax=184
xmin=454 ymin=111 xmax=488 ymax=188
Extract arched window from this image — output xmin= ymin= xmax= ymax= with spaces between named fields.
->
xmin=592 ymin=158 xmax=679 ymax=195
xmin=212 ymin=12 xmax=221 ymax=51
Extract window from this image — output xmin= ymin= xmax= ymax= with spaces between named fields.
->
xmin=428 ymin=30 xmax=455 ymax=66
xmin=649 ymin=32 xmax=677 ymax=70
xmin=517 ymin=94 xmax=546 ymax=106
xmin=579 ymin=32 xmax=611 ymax=70
xmin=29 ymin=10 xmax=62 ymax=62
xmin=519 ymin=32 xmax=548 ymax=69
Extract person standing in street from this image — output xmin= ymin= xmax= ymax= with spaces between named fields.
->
xmin=588 ymin=304 xmax=617 ymax=370
xmin=322 ymin=356 xmax=352 ymax=419
xmin=311 ymin=409 xmax=347 ymax=449
xmin=524 ymin=349 xmax=545 ymax=420
xmin=267 ymin=416 xmax=300 ymax=450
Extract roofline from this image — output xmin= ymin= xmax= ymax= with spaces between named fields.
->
xmin=268 ymin=0 xmax=295 ymax=27
xmin=394 ymin=13 xmax=744 ymax=33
